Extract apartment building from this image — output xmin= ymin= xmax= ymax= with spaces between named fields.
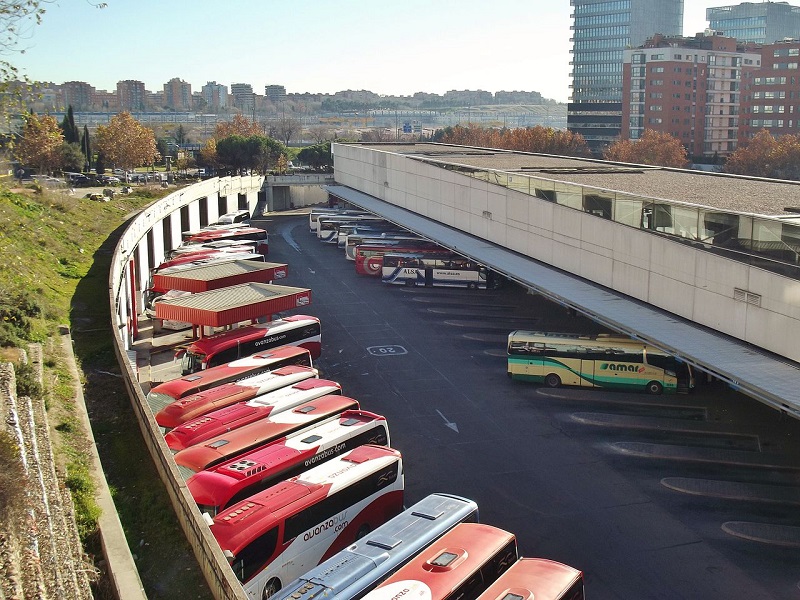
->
xmin=164 ymin=77 xmax=192 ymax=111
xmin=622 ymin=32 xmax=760 ymax=157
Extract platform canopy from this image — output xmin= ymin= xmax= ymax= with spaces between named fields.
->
xmin=153 ymin=283 xmax=311 ymax=327
xmin=152 ymin=260 xmax=288 ymax=294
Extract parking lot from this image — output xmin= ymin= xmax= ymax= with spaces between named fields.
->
xmin=251 ymin=211 xmax=800 ymax=600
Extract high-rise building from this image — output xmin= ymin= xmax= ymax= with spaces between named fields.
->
xmin=622 ymin=31 xmax=760 ymax=158
xmin=231 ymin=83 xmax=255 ymax=113
xmin=62 ymin=81 xmax=95 ymax=111
xmin=116 ymin=79 xmax=146 ymax=111
xmin=163 ymin=77 xmax=192 ymax=110
xmin=568 ymin=0 xmax=684 ymax=153
xmin=265 ymin=84 xmax=287 ymax=101
xmin=707 ymin=2 xmax=800 ymax=44
xmin=202 ymin=81 xmax=228 ymax=110
xmin=740 ymin=38 xmax=800 ymax=142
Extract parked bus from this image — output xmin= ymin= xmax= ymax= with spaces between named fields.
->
xmin=336 ymin=223 xmax=406 ymax=248
xmin=317 ymin=215 xmax=387 ymax=243
xmin=167 ymin=239 xmax=259 ymax=259
xmin=164 ymin=378 xmax=343 ymax=452
xmin=475 ymin=558 xmax=585 ymax=600
xmin=345 ymin=233 xmax=425 ymax=260
xmin=268 ymin=493 xmax=479 ymax=600
xmin=146 ymin=346 xmax=313 ymax=415
xmin=182 ymin=226 xmax=269 ymax=255
xmin=188 ymin=410 xmax=390 ymax=516
xmin=506 ymin=331 xmax=694 ymax=395
xmin=309 ymin=208 xmax=367 ymax=233
xmin=211 ymin=445 xmax=404 ymax=600
xmin=354 ymin=241 xmax=443 ymax=275
xmin=177 ymin=315 xmax=321 ymax=375
xmin=382 ymin=252 xmax=498 ymax=289
xmin=156 ymin=365 xmax=318 ymax=431
xmin=361 ymin=523 xmax=518 ymax=600
xmin=173 ymin=394 xmax=360 ymax=477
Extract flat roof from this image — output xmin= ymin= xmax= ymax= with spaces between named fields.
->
xmin=326 ymin=183 xmax=800 ymax=418
xmin=347 ymin=142 xmax=800 ymax=216
xmin=154 ymin=283 xmax=311 ymax=327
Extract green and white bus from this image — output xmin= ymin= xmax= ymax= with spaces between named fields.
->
xmin=507 ymin=331 xmax=693 ymax=394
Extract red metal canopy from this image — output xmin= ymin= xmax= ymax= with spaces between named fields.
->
xmin=152 ymin=260 xmax=288 ymax=294
xmin=153 ymin=283 xmax=311 ymax=328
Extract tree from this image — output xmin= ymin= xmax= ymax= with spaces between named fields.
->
xmin=213 ymin=114 xmax=261 ymax=140
xmin=215 ymin=134 xmax=287 ymax=174
xmin=14 ymin=112 xmax=64 ymax=173
xmin=59 ymin=105 xmax=80 ymax=144
xmin=197 ymin=137 xmax=219 ymax=171
xmin=307 ymin=125 xmax=333 ymax=143
xmin=95 ymin=111 xmax=160 ymax=170
xmin=274 ymin=115 xmax=301 ymax=146
xmin=174 ymin=124 xmax=188 ymax=144
xmin=95 ymin=151 xmax=106 ymax=175
xmin=603 ymin=129 xmax=688 ymax=168
xmin=297 ymin=141 xmax=333 ymax=170
xmin=361 ymin=128 xmax=394 ymax=142
xmin=437 ymin=124 xmax=591 ymax=158
xmin=81 ymin=125 xmax=91 ymax=170
xmin=724 ymin=130 xmax=800 ymax=180
xmin=59 ymin=142 xmax=84 ymax=172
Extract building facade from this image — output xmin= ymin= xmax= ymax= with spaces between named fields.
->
xmin=116 ymin=80 xmax=146 ymax=111
xmin=622 ymin=32 xmax=760 ymax=157
xmin=265 ymin=84 xmax=287 ymax=101
xmin=201 ymin=81 xmax=228 ymax=110
xmin=739 ymin=38 xmax=800 ymax=141
xmin=62 ymin=81 xmax=95 ymax=111
xmin=163 ymin=77 xmax=192 ymax=111
xmin=707 ymin=2 xmax=800 ymax=44
xmin=231 ymin=83 xmax=255 ymax=113
xmin=568 ymin=0 xmax=684 ymax=152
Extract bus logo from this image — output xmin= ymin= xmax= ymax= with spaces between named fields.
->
xmin=275 ymin=269 xmax=287 ymax=278
xmin=297 ymin=296 xmax=310 ymax=306
xmin=600 ymin=363 xmax=645 ymax=373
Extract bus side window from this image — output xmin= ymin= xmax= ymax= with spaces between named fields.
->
xmin=234 ymin=526 xmax=279 ymax=583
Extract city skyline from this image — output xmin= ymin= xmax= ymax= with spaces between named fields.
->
xmin=13 ymin=0 xmax=726 ymax=103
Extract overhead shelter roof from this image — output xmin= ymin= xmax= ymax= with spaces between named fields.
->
xmin=152 ymin=260 xmax=288 ymax=294
xmin=154 ymin=283 xmax=311 ymax=328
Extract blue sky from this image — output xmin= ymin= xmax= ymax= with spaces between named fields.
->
xmin=14 ymin=0 xmax=723 ymax=103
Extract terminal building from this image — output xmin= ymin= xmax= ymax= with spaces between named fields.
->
xmin=330 ymin=142 xmax=800 ymax=415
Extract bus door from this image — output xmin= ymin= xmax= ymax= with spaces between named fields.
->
xmin=580 ymin=359 xmax=596 ymax=387
xmin=424 ymin=267 xmax=434 ymax=287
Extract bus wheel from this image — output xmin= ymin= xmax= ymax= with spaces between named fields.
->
xmin=262 ymin=578 xmax=282 ymax=599
xmin=467 ymin=282 xmax=476 ymax=290
xmin=646 ymin=381 xmax=663 ymax=395
xmin=545 ymin=373 xmax=561 ymax=388
xmin=405 ymin=278 xmax=415 ymax=287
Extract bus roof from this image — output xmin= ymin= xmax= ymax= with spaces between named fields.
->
xmin=475 ymin=558 xmax=583 ymax=600
xmin=187 ymin=410 xmax=388 ymax=511
xmin=269 ymin=493 xmax=479 ymax=600
xmin=172 ymin=394 xmax=360 ymax=475
xmin=211 ymin=445 xmax=402 ymax=555
xmin=163 ymin=378 xmax=342 ymax=452
xmin=365 ymin=523 xmax=516 ymax=600
xmin=155 ymin=365 xmax=318 ymax=430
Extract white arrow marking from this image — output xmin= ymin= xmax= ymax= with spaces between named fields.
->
xmin=436 ymin=409 xmax=459 ymax=433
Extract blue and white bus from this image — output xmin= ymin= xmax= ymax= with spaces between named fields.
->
xmin=381 ymin=252 xmax=499 ymax=289
xmin=267 ymin=493 xmax=479 ymax=600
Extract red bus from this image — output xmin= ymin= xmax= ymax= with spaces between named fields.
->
xmin=172 ymin=394 xmax=360 ymax=478
xmin=188 ymin=409 xmax=389 ymax=516
xmin=211 ymin=445 xmax=404 ymax=600
xmin=355 ymin=241 xmax=443 ymax=276
xmin=146 ymin=346 xmax=312 ymax=416
xmin=158 ymin=245 xmax=261 ymax=269
xmin=167 ymin=239 xmax=259 ymax=259
xmin=155 ymin=365 xmax=318 ymax=431
xmin=361 ymin=523 xmax=518 ymax=600
xmin=164 ymin=378 xmax=342 ymax=452
xmin=177 ymin=315 xmax=321 ymax=375
xmin=475 ymin=558 xmax=585 ymax=600
xmin=182 ymin=226 xmax=269 ymax=255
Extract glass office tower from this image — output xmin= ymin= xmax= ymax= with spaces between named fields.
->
xmin=707 ymin=2 xmax=800 ymax=44
xmin=568 ymin=0 xmax=683 ymax=153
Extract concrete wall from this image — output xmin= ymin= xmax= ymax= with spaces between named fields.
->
xmin=333 ymin=144 xmax=800 ymax=363
xmin=110 ymin=177 xmax=263 ymax=600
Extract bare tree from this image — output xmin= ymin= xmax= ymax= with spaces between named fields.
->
xmin=360 ymin=128 xmax=394 ymax=142
xmin=307 ymin=125 xmax=334 ymax=143
xmin=275 ymin=115 xmax=301 ymax=146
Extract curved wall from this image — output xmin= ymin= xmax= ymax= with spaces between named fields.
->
xmin=109 ymin=177 xmax=262 ymax=600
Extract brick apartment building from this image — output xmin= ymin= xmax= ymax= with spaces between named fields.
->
xmin=622 ymin=32 xmax=761 ymax=158
xmin=739 ymin=39 xmax=800 ymax=143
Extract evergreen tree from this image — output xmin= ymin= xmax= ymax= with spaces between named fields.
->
xmin=59 ymin=105 xmax=80 ymax=144
xmin=81 ymin=124 xmax=91 ymax=170
xmin=95 ymin=151 xmax=106 ymax=175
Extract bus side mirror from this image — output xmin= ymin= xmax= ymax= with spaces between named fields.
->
xmin=174 ymin=349 xmax=186 ymax=360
